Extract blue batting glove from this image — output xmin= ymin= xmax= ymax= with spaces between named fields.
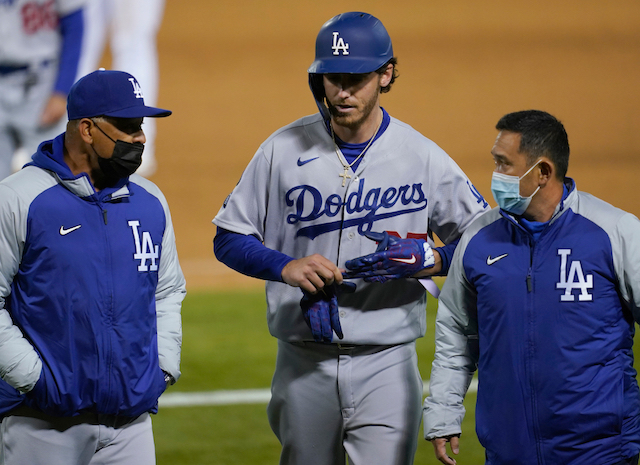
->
xmin=343 ymin=231 xmax=435 ymax=283
xmin=300 ymin=282 xmax=356 ymax=343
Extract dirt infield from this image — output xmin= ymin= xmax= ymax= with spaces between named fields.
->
xmin=142 ymin=1 xmax=640 ymax=290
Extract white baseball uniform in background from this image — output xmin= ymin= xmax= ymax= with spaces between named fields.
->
xmin=77 ymin=0 xmax=166 ymax=177
xmin=0 ymin=0 xmax=84 ymax=180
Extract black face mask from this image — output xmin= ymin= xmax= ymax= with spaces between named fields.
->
xmin=92 ymin=121 xmax=144 ymax=179
xmin=97 ymin=139 xmax=144 ymax=178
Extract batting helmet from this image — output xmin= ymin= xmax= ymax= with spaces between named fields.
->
xmin=308 ymin=12 xmax=394 ymax=119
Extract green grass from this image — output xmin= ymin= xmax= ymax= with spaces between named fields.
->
xmin=154 ymin=288 xmax=485 ymax=464
xmin=154 ymin=404 xmax=280 ymax=464
xmin=156 ymin=288 xmax=640 ymax=464
xmin=177 ymin=291 xmax=277 ymax=391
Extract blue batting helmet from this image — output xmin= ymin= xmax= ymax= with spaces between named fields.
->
xmin=308 ymin=12 xmax=394 ymax=119
xmin=308 ymin=12 xmax=394 ymax=74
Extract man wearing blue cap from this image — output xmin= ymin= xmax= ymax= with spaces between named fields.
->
xmin=212 ymin=12 xmax=487 ymax=465
xmin=0 ymin=69 xmax=185 ymax=464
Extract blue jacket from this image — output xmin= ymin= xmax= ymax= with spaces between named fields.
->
xmin=0 ymin=134 xmax=186 ymax=418
xmin=424 ymin=179 xmax=640 ymax=465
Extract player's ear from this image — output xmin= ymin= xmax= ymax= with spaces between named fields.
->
xmin=78 ymin=118 xmax=94 ymax=144
xmin=537 ymin=158 xmax=554 ymax=186
xmin=379 ymin=63 xmax=393 ymax=88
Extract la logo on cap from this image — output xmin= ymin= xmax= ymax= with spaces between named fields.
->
xmin=67 ymin=68 xmax=172 ymax=119
xmin=129 ymin=78 xmax=144 ymax=99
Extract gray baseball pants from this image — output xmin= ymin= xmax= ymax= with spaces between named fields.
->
xmin=268 ymin=340 xmax=423 ymax=465
xmin=0 ymin=408 xmax=155 ymax=465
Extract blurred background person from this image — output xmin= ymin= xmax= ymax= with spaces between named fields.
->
xmin=76 ymin=0 xmax=166 ymax=177
xmin=0 ymin=0 xmax=85 ymax=180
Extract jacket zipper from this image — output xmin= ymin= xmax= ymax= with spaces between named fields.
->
xmin=526 ymin=233 xmax=544 ymax=465
xmin=502 ymin=201 xmax=567 ymax=465
xmin=99 ymin=200 xmax=115 ymax=411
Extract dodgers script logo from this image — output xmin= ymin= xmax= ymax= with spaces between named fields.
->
xmin=286 ymin=179 xmax=427 ymax=239
xmin=332 ymin=32 xmax=349 ymax=55
xmin=556 ymin=248 xmax=593 ymax=301
xmin=129 ymin=78 xmax=144 ymax=99
xmin=129 ymin=220 xmax=159 ymax=271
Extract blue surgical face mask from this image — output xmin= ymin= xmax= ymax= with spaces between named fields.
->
xmin=491 ymin=161 xmax=541 ymax=215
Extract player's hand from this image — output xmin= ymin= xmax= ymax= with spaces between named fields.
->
xmin=300 ymin=281 xmax=356 ymax=343
xmin=282 ymin=254 xmax=342 ymax=294
xmin=343 ymin=231 xmax=435 ymax=283
xmin=431 ymin=435 xmax=460 ymax=465
xmin=39 ymin=93 xmax=67 ymax=127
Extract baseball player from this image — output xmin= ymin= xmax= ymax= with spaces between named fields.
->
xmin=424 ymin=110 xmax=640 ymax=465
xmin=213 ymin=12 xmax=488 ymax=464
xmin=77 ymin=0 xmax=166 ymax=176
xmin=0 ymin=0 xmax=85 ymax=180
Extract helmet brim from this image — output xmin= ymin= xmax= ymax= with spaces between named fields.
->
xmin=308 ymin=59 xmax=388 ymax=75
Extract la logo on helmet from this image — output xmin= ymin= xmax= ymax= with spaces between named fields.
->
xmin=128 ymin=78 xmax=144 ymax=99
xmin=332 ymin=32 xmax=349 ymax=55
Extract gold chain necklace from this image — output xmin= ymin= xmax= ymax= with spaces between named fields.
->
xmin=331 ymin=116 xmax=383 ymax=187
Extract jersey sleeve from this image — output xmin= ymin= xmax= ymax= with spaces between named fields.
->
xmin=54 ymin=8 xmax=84 ymax=95
xmin=426 ymin=150 xmax=490 ymax=246
xmin=55 ymin=0 xmax=86 ymax=16
xmin=433 ymin=239 xmax=459 ymax=276
xmin=213 ymin=146 xmax=271 ymax=240
xmin=213 ymin=227 xmax=294 ymax=282
xmin=0 ymin=185 xmax=42 ymax=393
xmin=423 ymin=230 xmax=479 ymax=440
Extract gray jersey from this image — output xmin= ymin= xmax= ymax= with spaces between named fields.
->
xmin=0 ymin=0 xmax=84 ymax=64
xmin=0 ymin=0 xmax=86 ymax=181
xmin=214 ymin=113 xmax=488 ymax=344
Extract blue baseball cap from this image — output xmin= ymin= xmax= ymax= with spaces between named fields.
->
xmin=67 ymin=69 xmax=172 ymax=120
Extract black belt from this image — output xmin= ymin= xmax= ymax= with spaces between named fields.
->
xmin=0 ymin=64 xmax=29 ymax=75
xmin=298 ymin=341 xmax=399 ymax=354
xmin=336 ymin=343 xmax=358 ymax=350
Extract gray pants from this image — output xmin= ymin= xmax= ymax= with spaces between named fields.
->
xmin=268 ymin=340 xmax=423 ymax=465
xmin=0 ymin=408 xmax=155 ymax=465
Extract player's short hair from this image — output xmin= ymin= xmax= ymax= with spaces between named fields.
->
xmin=496 ymin=110 xmax=570 ymax=180
xmin=377 ymin=58 xmax=398 ymax=94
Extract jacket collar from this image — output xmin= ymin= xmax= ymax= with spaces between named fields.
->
xmin=500 ymin=177 xmax=577 ymax=227
xmin=30 ymin=133 xmax=131 ymax=202
xmin=549 ymin=177 xmax=576 ymax=225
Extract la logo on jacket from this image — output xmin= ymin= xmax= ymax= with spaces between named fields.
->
xmin=128 ymin=220 xmax=158 ymax=271
xmin=556 ymin=249 xmax=593 ymax=301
